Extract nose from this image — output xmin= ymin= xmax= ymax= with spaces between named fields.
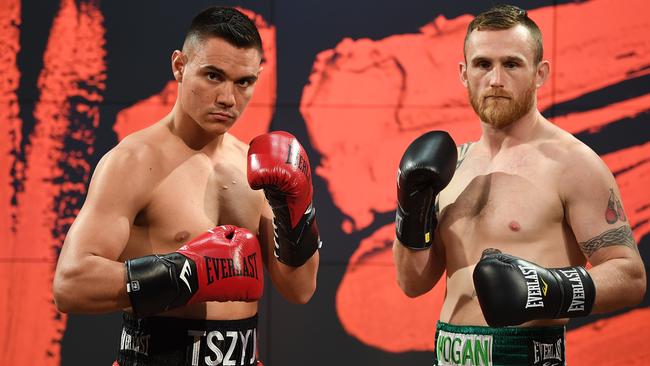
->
xmin=216 ymin=82 xmax=236 ymax=108
xmin=488 ymin=66 xmax=504 ymax=88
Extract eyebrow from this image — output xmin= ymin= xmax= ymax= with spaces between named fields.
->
xmin=200 ymin=65 xmax=258 ymax=84
xmin=470 ymin=55 xmax=526 ymax=64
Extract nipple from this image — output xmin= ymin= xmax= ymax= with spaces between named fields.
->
xmin=508 ymin=221 xmax=521 ymax=232
xmin=174 ymin=231 xmax=190 ymax=242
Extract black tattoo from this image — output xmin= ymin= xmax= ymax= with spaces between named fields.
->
xmin=605 ymin=188 xmax=627 ymax=224
xmin=579 ymin=225 xmax=637 ymax=257
xmin=456 ymin=142 xmax=474 ymax=169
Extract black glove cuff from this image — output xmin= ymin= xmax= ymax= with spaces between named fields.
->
xmin=395 ymin=202 xmax=436 ymax=250
xmin=125 ymin=253 xmax=197 ymax=317
xmin=273 ymin=205 xmax=321 ymax=267
xmin=554 ymin=266 xmax=596 ymax=318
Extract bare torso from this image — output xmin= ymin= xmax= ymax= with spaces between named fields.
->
xmin=117 ymin=120 xmax=265 ymax=320
xmin=437 ymin=122 xmax=586 ymax=326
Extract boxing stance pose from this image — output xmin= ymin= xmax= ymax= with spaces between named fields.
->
xmin=53 ymin=7 xmax=320 ymax=365
xmin=393 ymin=5 xmax=645 ymax=366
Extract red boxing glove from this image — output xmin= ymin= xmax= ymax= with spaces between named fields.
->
xmin=247 ymin=131 xmax=321 ymax=266
xmin=126 ymin=226 xmax=263 ymax=317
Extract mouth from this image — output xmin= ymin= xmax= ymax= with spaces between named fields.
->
xmin=208 ymin=112 xmax=235 ymax=121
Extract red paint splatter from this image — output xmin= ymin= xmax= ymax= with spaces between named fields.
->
xmin=302 ymin=0 xmax=650 ymax=358
xmin=4 ymin=0 xmax=106 ymax=364
xmin=566 ymin=308 xmax=650 ymax=365
xmin=336 ymin=224 xmax=446 ymax=352
xmin=0 ymin=0 xmax=22 ymax=362
xmin=0 ymin=0 xmax=21 ymax=254
xmin=113 ymin=8 xmax=276 ymax=144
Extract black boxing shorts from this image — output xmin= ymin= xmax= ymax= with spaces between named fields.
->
xmin=114 ymin=312 xmax=261 ymax=366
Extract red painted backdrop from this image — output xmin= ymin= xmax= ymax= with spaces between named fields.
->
xmin=0 ymin=0 xmax=648 ymax=365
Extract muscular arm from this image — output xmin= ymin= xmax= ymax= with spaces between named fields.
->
xmin=563 ymin=145 xmax=646 ymax=313
xmin=393 ymin=233 xmax=446 ymax=297
xmin=393 ymin=140 xmax=466 ymax=297
xmin=53 ymin=146 xmax=152 ymax=313
xmin=259 ymin=203 xmax=318 ymax=304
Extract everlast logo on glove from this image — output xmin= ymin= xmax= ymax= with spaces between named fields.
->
xmin=518 ymin=263 xmax=546 ymax=309
xmin=286 ymin=142 xmax=310 ymax=178
xmin=205 ymin=253 xmax=259 ymax=284
xmin=557 ymin=268 xmax=586 ymax=312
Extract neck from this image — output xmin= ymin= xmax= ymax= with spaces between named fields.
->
xmin=479 ymin=107 xmax=542 ymax=157
xmin=168 ymin=100 xmax=225 ymax=154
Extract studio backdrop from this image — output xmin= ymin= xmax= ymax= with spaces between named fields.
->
xmin=1 ymin=0 xmax=649 ymax=365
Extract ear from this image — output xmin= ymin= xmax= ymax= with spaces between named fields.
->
xmin=171 ymin=50 xmax=185 ymax=82
xmin=459 ymin=62 xmax=468 ymax=88
xmin=535 ymin=60 xmax=550 ymax=88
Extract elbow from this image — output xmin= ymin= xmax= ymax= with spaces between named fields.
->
xmin=287 ymin=291 xmax=314 ymax=305
xmin=53 ymin=265 xmax=84 ymax=313
xmin=630 ymin=265 xmax=647 ymax=307
xmin=52 ymin=272 xmax=74 ymax=313
xmin=397 ymin=276 xmax=427 ymax=298
xmin=284 ymin=281 xmax=317 ymax=305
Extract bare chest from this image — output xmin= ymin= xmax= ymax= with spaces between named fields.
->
xmin=126 ymin=157 xmax=262 ymax=256
xmin=438 ymin=151 xmax=566 ymax=262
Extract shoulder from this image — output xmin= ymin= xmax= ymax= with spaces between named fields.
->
xmin=89 ymin=134 xmax=164 ymax=199
xmin=546 ymin=128 xmax=615 ymax=200
xmin=102 ymin=133 xmax=162 ymax=173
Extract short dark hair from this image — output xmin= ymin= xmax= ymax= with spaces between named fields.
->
xmin=464 ymin=4 xmax=543 ymax=64
xmin=184 ymin=6 xmax=263 ymax=54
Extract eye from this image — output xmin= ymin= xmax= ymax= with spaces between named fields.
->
xmin=207 ymin=72 xmax=223 ymax=81
xmin=477 ymin=61 xmax=491 ymax=69
xmin=504 ymin=62 xmax=518 ymax=69
xmin=236 ymin=79 xmax=251 ymax=88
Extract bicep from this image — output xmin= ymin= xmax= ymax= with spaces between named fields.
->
xmin=58 ymin=151 xmax=147 ymax=266
xmin=564 ymin=158 xmax=638 ymax=265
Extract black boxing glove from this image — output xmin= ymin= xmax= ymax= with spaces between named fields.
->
xmin=396 ymin=131 xmax=457 ymax=249
xmin=473 ymin=249 xmax=596 ymax=327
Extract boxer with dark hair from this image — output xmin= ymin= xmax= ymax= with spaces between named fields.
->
xmin=393 ymin=5 xmax=645 ymax=365
xmin=53 ymin=7 xmax=320 ymax=365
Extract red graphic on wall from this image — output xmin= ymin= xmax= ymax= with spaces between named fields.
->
xmin=0 ymin=0 xmax=105 ymax=365
xmin=300 ymin=0 xmax=650 ymax=362
xmin=113 ymin=8 xmax=276 ymax=144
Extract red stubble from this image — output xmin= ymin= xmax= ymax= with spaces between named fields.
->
xmin=4 ymin=0 xmax=106 ymax=364
xmin=113 ymin=8 xmax=276 ymax=144
xmin=301 ymin=0 xmax=650 ymax=358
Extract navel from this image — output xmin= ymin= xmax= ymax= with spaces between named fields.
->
xmin=508 ymin=220 xmax=521 ymax=232
xmin=174 ymin=230 xmax=190 ymax=243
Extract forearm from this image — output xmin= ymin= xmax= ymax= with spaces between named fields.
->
xmin=269 ymin=251 xmax=319 ymax=304
xmin=589 ymin=257 xmax=646 ymax=313
xmin=393 ymin=240 xmax=443 ymax=297
xmin=53 ymin=254 xmax=130 ymax=313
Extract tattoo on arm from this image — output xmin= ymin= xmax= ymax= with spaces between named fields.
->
xmin=456 ymin=142 xmax=474 ymax=169
xmin=605 ymin=188 xmax=627 ymax=224
xmin=579 ymin=225 xmax=637 ymax=257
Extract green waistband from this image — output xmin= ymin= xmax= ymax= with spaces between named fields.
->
xmin=434 ymin=321 xmax=566 ymax=366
